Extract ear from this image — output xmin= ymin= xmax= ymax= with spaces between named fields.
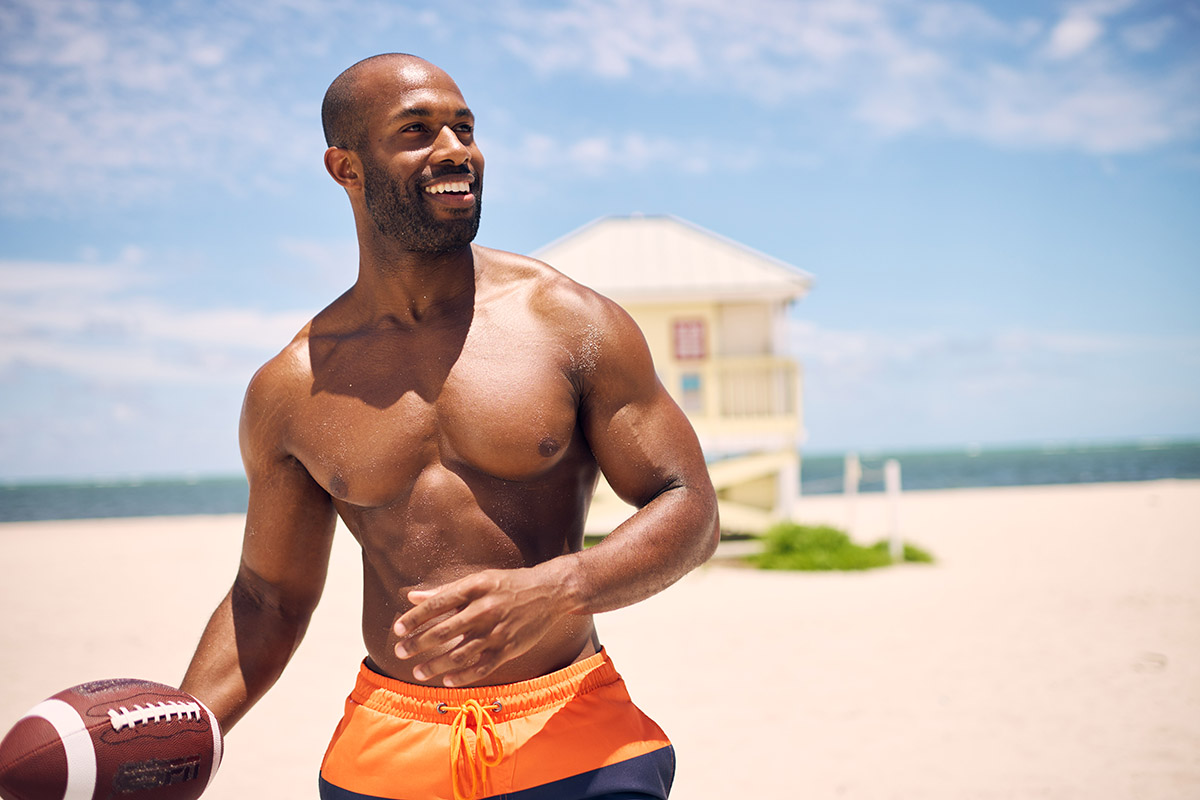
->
xmin=324 ymin=147 xmax=361 ymax=188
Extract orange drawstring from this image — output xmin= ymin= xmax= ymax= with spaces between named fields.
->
xmin=439 ymin=699 xmax=504 ymax=800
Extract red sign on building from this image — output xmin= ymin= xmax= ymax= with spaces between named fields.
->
xmin=673 ymin=319 xmax=707 ymax=360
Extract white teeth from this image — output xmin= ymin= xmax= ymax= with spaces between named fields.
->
xmin=425 ymin=181 xmax=470 ymax=194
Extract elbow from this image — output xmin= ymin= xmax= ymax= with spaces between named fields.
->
xmin=232 ymin=563 xmax=321 ymax=633
xmin=702 ymin=500 xmax=721 ymax=562
xmin=666 ymin=477 xmax=719 ymax=568
xmin=227 ymin=570 xmax=318 ymax=687
xmin=666 ymin=480 xmax=721 ymax=567
xmin=689 ymin=488 xmax=720 ymax=567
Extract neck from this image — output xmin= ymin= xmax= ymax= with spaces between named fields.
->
xmin=351 ymin=240 xmax=477 ymax=327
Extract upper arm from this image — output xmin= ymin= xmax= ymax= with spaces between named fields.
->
xmin=235 ymin=358 xmax=338 ymax=616
xmin=575 ymin=296 xmax=715 ymax=513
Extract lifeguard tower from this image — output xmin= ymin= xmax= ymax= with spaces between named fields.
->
xmin=535 ymin=214 xmax=814 ymax=534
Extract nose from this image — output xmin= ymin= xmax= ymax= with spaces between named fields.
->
xmin=431 ymin=125 xmax=471 ymax=166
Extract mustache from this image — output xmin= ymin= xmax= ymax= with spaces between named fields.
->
xmin=428 ymin=165 xmax=475 ymax=181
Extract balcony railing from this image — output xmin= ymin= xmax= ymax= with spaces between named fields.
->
xmin=716 ymin=356 xmax=798 ymax=417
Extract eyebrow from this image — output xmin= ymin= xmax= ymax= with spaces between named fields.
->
xmin=390 ymin=106 xmax=474 ymax=122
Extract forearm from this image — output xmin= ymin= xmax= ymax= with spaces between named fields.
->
xmin=555 ymin=481 xmax=719 ymax=615
xmin=180 ymin=570 xmax=315 ymax=732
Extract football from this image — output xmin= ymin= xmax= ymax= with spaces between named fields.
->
xmin=0 ymin=679 xmax=222 ymax=800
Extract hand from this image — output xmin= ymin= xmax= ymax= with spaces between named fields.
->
xmin=392 ymin=565 xmax=574 ymax=687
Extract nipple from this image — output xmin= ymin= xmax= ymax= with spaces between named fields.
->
xmin=538 ymin=436 xmax=561 ymax=458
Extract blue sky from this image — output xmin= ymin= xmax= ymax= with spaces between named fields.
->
xmin=1 ymin=0 xmax=1198 ymax=481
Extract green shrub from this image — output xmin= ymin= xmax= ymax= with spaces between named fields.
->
xmin=868 ymin=539 xmax=935 ymax=564
xmin=749 ymin=522 xmax=934 ymax=571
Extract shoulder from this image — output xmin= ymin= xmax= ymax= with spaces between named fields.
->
xmin=246 ymin=324 xmax=315 ymax=404
xmin=474 ymin=245 xmax=641 ymax=344
xmin=473 ymin=245 xmax=652 ymax=389
xmin=239 ymin=321 xmax=317 ymax=456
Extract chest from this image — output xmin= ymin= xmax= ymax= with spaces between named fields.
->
xmin=288 ymin=316 xmax=582 ymax=507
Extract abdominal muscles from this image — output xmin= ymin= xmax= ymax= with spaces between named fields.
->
xmin=339 ymin=454 xmax=599 ymax=686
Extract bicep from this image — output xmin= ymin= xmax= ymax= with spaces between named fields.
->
xmin=239 ymin=458 xmax=337 ymax=612
xmin=236 ymin=376 xmax=338 ymax=614
xmin=579 ymin=307 xmax=711 ymax=508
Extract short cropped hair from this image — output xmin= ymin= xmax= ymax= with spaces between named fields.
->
xmin=321 ymin=53 xmax=419 ymax=150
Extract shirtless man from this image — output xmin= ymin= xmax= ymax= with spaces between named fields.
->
xmin=180 ymin=53 xmax=719 ymax=800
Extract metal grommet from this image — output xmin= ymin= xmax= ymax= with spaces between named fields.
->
xmin=491 ymin=701 xmax=502 ymax=713
xmin=436 ymin=702 xmax=449 ymax=714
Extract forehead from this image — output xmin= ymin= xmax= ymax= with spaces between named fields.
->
xmin=362 ymin=61 xmax=472 ymax=121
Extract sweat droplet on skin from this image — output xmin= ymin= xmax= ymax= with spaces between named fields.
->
xmin=576 ymin=325 xmax=601 ymax=374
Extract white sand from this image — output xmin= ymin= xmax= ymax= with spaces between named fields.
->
xmin=2 ymin=479 xmax=1198 ymax=799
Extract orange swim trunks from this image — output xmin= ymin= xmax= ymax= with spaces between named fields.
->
xmin=318 ymin=650 xmax=674 ymax=800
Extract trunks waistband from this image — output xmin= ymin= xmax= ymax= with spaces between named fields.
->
xmin=351 ymin=649 xmax=619 ymax=723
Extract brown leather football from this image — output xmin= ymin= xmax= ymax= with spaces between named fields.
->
xmin=0 ymin=679 xmax=222 ymax=800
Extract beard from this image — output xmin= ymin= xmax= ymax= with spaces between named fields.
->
xmin=361 ymin=156 xmax=482 ymax=253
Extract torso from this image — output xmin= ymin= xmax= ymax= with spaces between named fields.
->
xmin=270 ymin=246 xmax=603 ymax=684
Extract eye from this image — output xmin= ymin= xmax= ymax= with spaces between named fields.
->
xmin=401 ymin=122 xmax=428 ymax=133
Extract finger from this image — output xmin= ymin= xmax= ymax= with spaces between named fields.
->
xmin=395 ymin=594 xmax=501 ymax=660
xmin=392 ymin=596 xmax=446 ymax=638
xmin=410 ymin=636 xmax=492 ymax=683
xmin=396 ymin=593 xmax=501 ymax=661
xmin=423 ymin=643 xmax=519 ymax=688
xmin=398 ymin=632 xmax=466 ymax=669
xmin=438 ymin=640 xmax=522 ymax=688
xmin=394 ymin=613 xmax=473 ymax=659
xmin=395 ymin=570 xmax=503 ymax=637
xmin=393 ymin=584 xmax=471 ymax=638
xmin=406 ymin=588 xmax=438 ymax=604
xmin=441 ymin=662 xmax=500 ymax=688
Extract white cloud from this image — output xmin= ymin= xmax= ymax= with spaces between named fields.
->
xmin=278 ymin=238 xmax=359 ymax=280
xmin=1046 ymin=12 xmax=1105 ymax=59
xmin=915 ymin=2 xmax=1041 ymax=43
xmin=787 ymin=319 xmax=1200 ymax=381
xmin=0 ymin=256 xmax=310 ymax=385
xmin=937 ymin=64 xmax=1185 ymax=153
xmin=1 ymin=0 xmax=1197 ymax=217
xmin=497 ymin=131 xmax=734 ymax=178
xmin=497 ymin=0 xmax=1200 ymax=156
xmin=1121 ymin=16 xmax=1175 ymax=52
xmin=498 ymin=0 xmax=705 ymax=79
xmin=0 ymin=260 xmax=143 ymax=294
xmin=786 ymin=319 xmax=1200 ymax=447
xmin=0 ymin=0 xmax=325 ymax=212
xmin=499 ymin=0 xmax=941 ymax=101
xmin=567 ymin=133 xmax=711 ymax=174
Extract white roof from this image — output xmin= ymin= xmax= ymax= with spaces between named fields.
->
xmin=533 ymin=214 xmax=814 ymax=303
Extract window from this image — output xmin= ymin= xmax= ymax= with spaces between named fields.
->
xmin=680 ymin=372 xmax=703 ymax=412
xmin=673 ymin=319 xmax=707 ymax=360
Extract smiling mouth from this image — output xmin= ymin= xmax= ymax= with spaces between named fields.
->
xmin=424 ymin=180 xmax=472 ymax=195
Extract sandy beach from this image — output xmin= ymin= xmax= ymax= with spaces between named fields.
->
xmin=2 ymin=479 xmax=1198 ymax=799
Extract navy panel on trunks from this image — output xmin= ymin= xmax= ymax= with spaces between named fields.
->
xmin=318 ymin=745 xmax=675 ymax=800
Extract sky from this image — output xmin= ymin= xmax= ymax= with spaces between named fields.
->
xmin=1 ymin=0 xmax=1198 ymax=482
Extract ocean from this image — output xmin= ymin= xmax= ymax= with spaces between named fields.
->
xmin=797 ymin=439 xmax=1200 ymax=495
xmin=2 ymin=440 xmax=1199 ymax=523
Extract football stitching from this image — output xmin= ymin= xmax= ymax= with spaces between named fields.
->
xmin=107 ymin=701 xmax=203 ymax=731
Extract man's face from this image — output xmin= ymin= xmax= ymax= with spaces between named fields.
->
xmin=358 ymin=68 xmax=484 ymax=253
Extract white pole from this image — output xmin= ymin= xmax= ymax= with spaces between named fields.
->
xmin=885 ymin=458 xmax=902 ymax=562
xmin=777 ymin=450 xmax=799 ymax=522
xmin=844 ymin=452 xmax=861 ymax=537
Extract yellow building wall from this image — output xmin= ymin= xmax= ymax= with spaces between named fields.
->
xmin=622 ymin=299 xmax=719 ymax=412
xmin=603 ymin=297 xmax=805 ymax=533
xmin=616 ymin=298 xmax=801 ymax=453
